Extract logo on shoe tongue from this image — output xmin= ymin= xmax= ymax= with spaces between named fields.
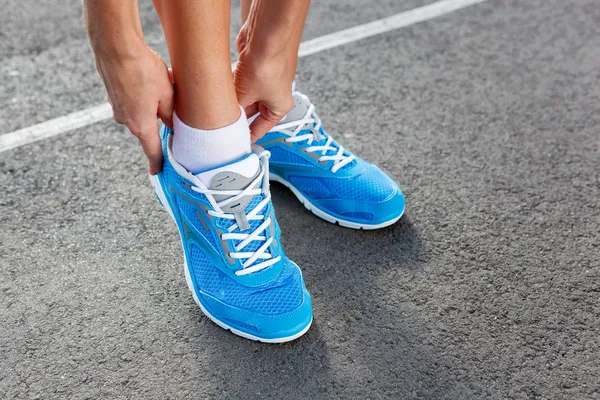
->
xmin=210 ymin=170 xmax=259 ymax=232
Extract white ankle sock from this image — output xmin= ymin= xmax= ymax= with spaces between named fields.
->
xmin=172 ymin=107 xmax=251 ymax=173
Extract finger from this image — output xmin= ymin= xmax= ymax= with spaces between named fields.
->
xmin=249 ymin=98 xmax=293 ymax=142
xmin=133 ymin=119 xmax=163 ymax=175
xmin=235 ymin=33 xmax=243 ymax=54
xmin=249 ymin=113 xmax=279 ymax=143
xmin=236 ymin=24 xmax=248 ymax=53
xmin=236 ymin=33 xmax=246 ymax=54
xmin=244 ymin=103 xmax=259 ymax=120
xmin=233 ymin=67 xmax=255 ymax=111
xmin=158 ymin=87 xmax=174 ymax=130
xmin=167 ymin=68 xmax=174 ymax=83
xmin=235 ymin=83 xmax=254 ymax=110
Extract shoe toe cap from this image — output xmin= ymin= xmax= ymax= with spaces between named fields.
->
xmin=313 ymin=164 xmax=406 ymax=226
xmin=315 ymin=185 xmax=405 ymax=226
xmin=199 ymin=287 xmax=313 ymax=342
xmin=196 ymin=260 xmax=313 ymax=341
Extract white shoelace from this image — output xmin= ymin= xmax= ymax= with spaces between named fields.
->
xmin=191 ymin=151 xmax=280 ymax=276
xmin=271 ymin=90 xmax=355 ymax=173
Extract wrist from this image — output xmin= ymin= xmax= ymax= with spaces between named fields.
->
xmin=244 ymin=39 xmax=289 ymax=69
xmin=90 ymin=32 xmax=147 ymax=60
xmin=240 ymin=46 xmax=290 ymax=83
xmin=244 ymin=0 xmax=296 ymax=60
xmin=84 ymin=0 xmax=146 ymax=59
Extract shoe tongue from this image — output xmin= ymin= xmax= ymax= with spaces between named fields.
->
xmin=195 ymin=153 xmax=260 ymax=188
xmin=196 ymin=154 xmax=262 ymax=231
xmin=196 ymin=154 xmax=261 ymax=210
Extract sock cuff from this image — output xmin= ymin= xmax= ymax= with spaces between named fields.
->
xmin=171 ymin=105 xmax=252 ymax=173
xmin=173 ymin=106 xmax=248 ymax=144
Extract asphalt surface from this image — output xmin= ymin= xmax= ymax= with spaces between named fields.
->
xmin=1 ymin=0 xmax=599 ymax=399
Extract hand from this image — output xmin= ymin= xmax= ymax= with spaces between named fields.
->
xmin=234 ymin=25 xmax=294 ymax=142
xmin=235 ymin=22 xmax=250 ymax=55
xmin=94 ymin=45 xmax=174 ymax=175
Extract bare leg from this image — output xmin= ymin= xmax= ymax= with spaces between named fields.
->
xmin=154 ymin=0 xmax=239 ymax=129
xmin=153 ymin=0 xmax=251 ymax=173
xmin=239 ymin=0 xmax=308 ymax=83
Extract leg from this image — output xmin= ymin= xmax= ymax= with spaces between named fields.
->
xmin=156 ymin=0 xmax=238 ymax=128
xmin=239 ymin=0 xmax=308 ymax=82
xmin=149 ymin=0 xmax=313 ymax=343
xmin=241 ymin=0 xmax=406 ymax=229
xmin=154 ymin=0 xmax=250 ymax=172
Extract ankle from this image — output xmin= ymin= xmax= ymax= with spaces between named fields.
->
xmin=172 ymin=106 xmax=251 ymax=173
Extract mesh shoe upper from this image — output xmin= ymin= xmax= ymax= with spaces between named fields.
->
xmin=287 ymin=162 xmax=396 ymax=202
xmin=256 ymin=90 xmax=405 ymax=225
xmin=156 ymin=126 xmax=312 ymax=338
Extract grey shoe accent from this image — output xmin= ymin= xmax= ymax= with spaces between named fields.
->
xmin=194 ymin=210 xmax=210 ymax=232
xmin=220 ymin=235 xmax=236 ymax=265
xmin=301 ymin=146 xmax=330 ymax=166
xmin=234 ymin=211 xmax=250 ymax=232
xmin=209 ymin=170 xmax=260 ymax=234
xmin=180 ymin=210 xmax=233 ymax=269
xmin=169 ymin=184 xmax=236 ymax=265
xmin=257 ymin=136 xmax=288 ymax=147
xmin=279 ymin=94 xmax=310 ymax=127
xmin=210 ymin=170 xmax=259 ymax=211
xmin=259 ymin=136 xmax=329 ymax=167
xmin=269 ymin=209 xmax=277 ymax=248
xmin=175 ymin=160 xmax=275 ymax=268
xmin=277 ymin=94 xmax=323 ymax=140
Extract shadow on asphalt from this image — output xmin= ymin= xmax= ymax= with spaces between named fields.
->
xmin=179 ymin=183 xmax=470 ymax=397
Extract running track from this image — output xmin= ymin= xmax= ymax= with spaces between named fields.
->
xmin=1 ymin=0 xmax=599 ymax=398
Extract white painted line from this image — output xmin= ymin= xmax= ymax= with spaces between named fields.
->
xmin=298 ymin=0 xmax=489 ymax=57
xmin=0 ymin=103 xmax=113 ymax=153
xmin=0 ymin=0 xmax=489 ymax=153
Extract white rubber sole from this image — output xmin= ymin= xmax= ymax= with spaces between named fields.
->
xmin=270 ymin=173 xmax=404 ymax=230
xmin=150 ymin=174 xmax=312 ymax=343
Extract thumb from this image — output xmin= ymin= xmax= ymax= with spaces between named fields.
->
xmin=249 ymin=105 xmax=284 ymax=143
xmin=233 ymin=62 xmax=255 ymax=111
xmin=158 ymin=67 xmax=175 ymax=129
xmin=136 ymin=119 xmax=164 ymax=175
xmin=158 ymin=88 xmax=174 ymax=130
xmin=244 ymin=103 xmax=260 ymax=120
xmin=234 ymin=81 xmax=254 ymax=111
xmin=236 ymin=24 xmax=248 ymax=53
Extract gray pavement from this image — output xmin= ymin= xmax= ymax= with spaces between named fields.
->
xmin=1 ymin=0 xmax=600 ymax=398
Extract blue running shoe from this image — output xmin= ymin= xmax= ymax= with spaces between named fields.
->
xmin=256 ymin=88 xmax=406 ymax=229
xmin=150 ymin=126 xmax=312 ymax=342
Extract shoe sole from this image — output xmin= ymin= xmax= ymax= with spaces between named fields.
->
xmin=150 ymin=174 xmax=312 ymax=343
xmin=270 ymin=173 xmax=404 ymax=230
